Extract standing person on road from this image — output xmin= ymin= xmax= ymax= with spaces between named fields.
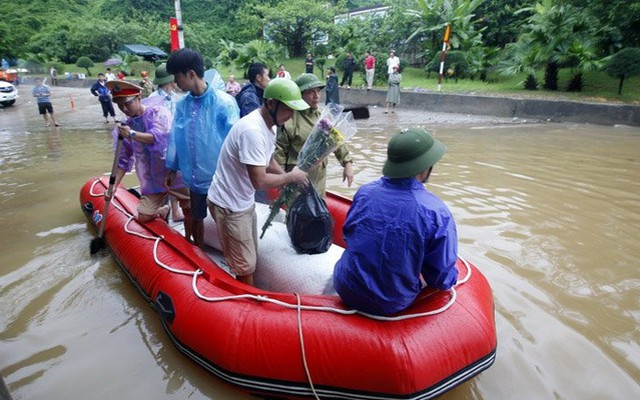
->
xmin=333 ymin=127 xmax=459 ymax=316
xmin=385 ymin=65 xmax=402 ymax=114
xmin=325 ymin=66 xmax=340 ymax=105
xmin=32 ymin=78 xmax=60 ymax=127
xmin=386 ymin=50 xmax=400 ymax=77
xmin=364 ymin=50 xmax=376 ymax=90
xmin=49 ymin=66 xmax=58 ymax=86
xmin=90 ymin=73 xmax=118 ymax=124
xmin=305 ymin=53 xmax=315 ymax=73
xmin=340 ymin=52 xmax=356 ymax=89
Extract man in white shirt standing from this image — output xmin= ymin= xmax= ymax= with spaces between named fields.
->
xmin=207 ymin=78 xmax=309 ymax=286
xmin=386 ymin=50 xmax=400 ymax=76
xmin=105 ymin=68 xmax=117 ymax=81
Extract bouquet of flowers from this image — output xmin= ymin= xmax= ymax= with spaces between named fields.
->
xmin=260 ymin=103 xmax=357 ymax=238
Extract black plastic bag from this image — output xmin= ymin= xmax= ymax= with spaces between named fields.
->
xmin=287 ymin=185 xmax=334 ymax=254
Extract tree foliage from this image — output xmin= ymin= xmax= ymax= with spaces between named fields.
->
xmin=242 ymin=0 xmax=336 ymax=57
xmin=603 ymin=47 xmax=640 ymax=95
xmin=75 ymin=56 xmax=94 ymax=76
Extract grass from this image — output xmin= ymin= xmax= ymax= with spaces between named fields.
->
xmin=58 ymin=57 xmax=640 ymax=105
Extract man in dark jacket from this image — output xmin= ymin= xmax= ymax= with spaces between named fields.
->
xmin=90 ymin=73 xmax=117 ymax=123
xmin=235 ymin=63 xmax=270 ymax=117
xmin=340 ymin=52 xmax=356 ymax=88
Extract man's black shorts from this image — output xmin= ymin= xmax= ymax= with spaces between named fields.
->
xmin=38 ymin=102 xmax=54 ymax=115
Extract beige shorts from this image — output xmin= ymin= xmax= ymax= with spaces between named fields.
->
xmin=208 ymin=201 xmax=257 ymax=277
xmin=137 ymin=193 xmax=168 ymax=217
xmin=137 ymin=188 xmax=190 ymax=217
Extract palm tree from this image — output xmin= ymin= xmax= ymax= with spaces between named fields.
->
xmin=509 ymin=0 xmax=600 ymax=91
xmin=405 ymin=0 xmax=485 ymax=79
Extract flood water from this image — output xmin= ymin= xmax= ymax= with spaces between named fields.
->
xmin=1 ymin=86 xmax=639 ymax=399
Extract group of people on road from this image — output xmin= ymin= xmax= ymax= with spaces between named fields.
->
xmin=300 ymin=49 xmax=402 ymax=112
xmin=90 ymin=47 xmax=456 ymax=316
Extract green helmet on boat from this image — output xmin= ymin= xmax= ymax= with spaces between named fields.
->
xmin=263 ymin=78 xmax=309 ymax=111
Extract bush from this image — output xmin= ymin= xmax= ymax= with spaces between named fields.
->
xmin=76 ymin=56 xmax=94 ymax=77
xmin=603 ymin=47 xmax=640 ymax=95
xmin=425 ymin=51 xmax=469 ymax=80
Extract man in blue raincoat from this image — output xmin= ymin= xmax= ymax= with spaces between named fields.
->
xmin=165 ymin=48 xmax=239 ymax=248
xmin=333 ymin=128 xmax=459 ymax=316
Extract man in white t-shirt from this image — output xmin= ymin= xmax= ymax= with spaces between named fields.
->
xmin=207 ymin=78 xmax=309 ymax=286
xmin=386 ymin=50 xmax=400 ymax=76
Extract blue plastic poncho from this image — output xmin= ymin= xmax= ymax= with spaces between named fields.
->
xmin=166 ymin=84 xmax=239 ymax=194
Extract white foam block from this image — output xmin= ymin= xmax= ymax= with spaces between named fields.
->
xmin=201 ymin=203 xmax=342 ymax=295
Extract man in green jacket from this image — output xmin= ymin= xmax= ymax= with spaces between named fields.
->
xmin=275 ymin=73 xmax=354 ymax=197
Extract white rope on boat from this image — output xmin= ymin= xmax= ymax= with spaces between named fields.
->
xmin=295 ymin=293 xmax=321 ymax=400
xmin=89 ymin=177 xmax=473 ymax=322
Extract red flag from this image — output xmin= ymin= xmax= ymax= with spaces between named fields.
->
xmin=170 ymin=17 xmax=180 ymax=52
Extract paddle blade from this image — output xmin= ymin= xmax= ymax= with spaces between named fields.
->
xmin=90 ymin=236 xmax=105 ymax=255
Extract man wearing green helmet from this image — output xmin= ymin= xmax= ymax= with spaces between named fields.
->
xmin=275 ymin=73 xmax=354 ymax=198
xmin=207 ymin=78 xmax=310 ymax=286
xmin=333 ymin=128 xmax=459 ymax=316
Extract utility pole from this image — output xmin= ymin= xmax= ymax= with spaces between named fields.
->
xmin=175 ymin=0 xmax=185 ymax=49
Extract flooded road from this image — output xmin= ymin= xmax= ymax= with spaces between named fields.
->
xmin=1 ymin=85 xmax=639 ymax=399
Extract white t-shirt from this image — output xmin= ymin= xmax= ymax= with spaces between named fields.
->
xmin=208 ymin=109 xmax=275 ymax=212
xmin=105 ymin=72 xmax=117 ymax=81
xmin=387 ymin=56 xmax=400 ymax=74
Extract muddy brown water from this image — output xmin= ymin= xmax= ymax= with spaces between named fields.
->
xmin=1 ymin=85 xmax=639 ymax=399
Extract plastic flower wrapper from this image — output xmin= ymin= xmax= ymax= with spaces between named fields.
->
xmin=260 ymin=103 xmax=358 ymax=238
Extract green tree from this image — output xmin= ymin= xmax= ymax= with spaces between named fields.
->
xmin=497 ymin=0 xmax=600 ymax=92
xmin=76 ymin=56 xmax=94 ymax=76
xmin=241 ymin=0 xmax=336 ymax=57
xmin=234 ymin=40 xmax=287 ymax=78
xmin=603 ymin=47 xmax=640 ymax=95
xmin=406 ymin=0 xmax=485 ymax=51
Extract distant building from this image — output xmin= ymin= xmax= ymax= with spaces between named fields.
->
xmin=334 ymin=4 xmax=389 ymax=24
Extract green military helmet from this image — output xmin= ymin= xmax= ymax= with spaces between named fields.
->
xmin=382 ymin=128 xmax=447 ymax=178
xmin=263 ymin=78 xmax=310 ymax=111
xmin=294 ymin=73 xmax=325 ymax=92
xmin=153 ymin=63 xmax=174 ymax=86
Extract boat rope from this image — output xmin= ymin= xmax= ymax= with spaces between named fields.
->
xmin=295 ymin=293 xmax=321 ymax=400
xmin=90 ymin=177 xmax=472 ymax=323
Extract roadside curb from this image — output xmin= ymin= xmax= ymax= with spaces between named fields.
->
xmin=341 ymin=88 xmax=640 ymax=127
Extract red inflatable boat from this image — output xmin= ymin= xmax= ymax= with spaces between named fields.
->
xmin=80 ymin=176 xmax=497 ymax=400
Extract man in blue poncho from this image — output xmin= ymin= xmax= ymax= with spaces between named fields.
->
xmin=165 ymin=48 xmax=240 ymax=248
xmin=333 ymin=128 xmax=459 ymax=316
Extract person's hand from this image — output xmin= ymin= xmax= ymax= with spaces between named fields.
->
xmin=116 ymin=124 xmax=130 ymax=139
xmin=104 ymin=188 xmax=113 ymax=202
xmin=343 ymin=162 xmax=354 ymax=187
xmin=288 ymin=167 xmax=309 ymax=187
